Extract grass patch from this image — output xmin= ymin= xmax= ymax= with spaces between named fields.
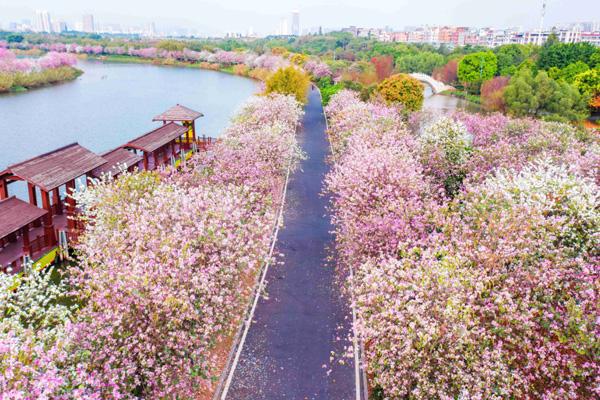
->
xmin=441 ymin=89 xmax=481 ymax=104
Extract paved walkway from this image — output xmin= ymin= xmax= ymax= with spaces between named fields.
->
xmin=226 ymin=89 xmax=356 ymax=399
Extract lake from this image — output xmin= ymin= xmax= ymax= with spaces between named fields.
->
xmin=0 ymin=59 xmax=259 ymax=199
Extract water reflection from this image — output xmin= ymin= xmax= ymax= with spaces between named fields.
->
xmin=422 ymin=83 xmax=480 ymax=114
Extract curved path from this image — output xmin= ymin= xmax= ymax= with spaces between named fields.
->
xmin=225 ymin=89 xmax=357 ymax=399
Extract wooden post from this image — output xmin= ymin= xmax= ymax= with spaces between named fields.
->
xmin=143 ymin=152 xmax=149 ymax=171
xmin=27 ymin=183 xmax=37 ymax=206
xmin=53 ymin=188 xmax=63 ymax=215
xmin=28 ymin=183 xmax=41 ymax=227
xmin=0 ymin=179 xmax=7 ymax=200
xmin=151 ymin=151 xmax=157 ymax=169
xmin=65 ymin=180 xmax=76 ymax=233
xmin=41 ymin=190 xmax=56 ymax=247
xmin=192 ymin=120 xmax=196 ymax=143
xmin=163 ymin=145 xmax=169 ymax=165
xmin=22 ymin=226 xmax=31 ymax=256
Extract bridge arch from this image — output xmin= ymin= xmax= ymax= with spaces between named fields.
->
xmin=409 ymin=72 xmax=454 ymax=95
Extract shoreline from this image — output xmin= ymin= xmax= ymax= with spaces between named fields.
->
xmin=0 ymin=66 xmax=83 ymax=95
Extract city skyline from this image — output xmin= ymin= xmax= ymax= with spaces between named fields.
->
xmin=1 ymin=0 xmax=599 ymax=37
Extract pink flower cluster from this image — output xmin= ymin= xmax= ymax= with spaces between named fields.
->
xmin=325 ymin=91 xmax=599 ymax=399
xmin=0 ymin=48 xmax=76 ymax=73
xmin=37 ymin=51 xmax=77 ymax=69
xmin=304 ymin=60 xmax=332 ymax=79
xmin=0 ymin=94 xmax=302 ymax=398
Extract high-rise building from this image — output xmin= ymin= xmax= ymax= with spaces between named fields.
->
xmin=278 ymin=18 xmax=289 ymax=35
xmin=52 ymin=21 xmax=67 ymax=33
xmin=35 ymin=10 xmax=52 ymax=33
xmin=82 ymin=14 xmax=95 ymax=33
xmin=291 ymin=10 xmax=300 ymax=36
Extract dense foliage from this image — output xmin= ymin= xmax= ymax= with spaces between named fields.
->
xmin=325 ymin=90 xmax=599 ymax=400
xmin=457 ymin=51 xmax=498 ymax=91
xmin=375 ymin=73 xmax=424 ymax=111
xmin=0 ymin=48 xmax=80 ymax=92
xmin=264 ymin=66 xmax=311 ymax=103
xmin=503 ymin=69 xmax=589 ymax=122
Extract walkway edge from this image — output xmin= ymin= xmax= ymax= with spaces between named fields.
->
xmin=318 ymin=87 xmax=369 ymax=400
xmin=212 ymin=155 xmax=294 ymax=400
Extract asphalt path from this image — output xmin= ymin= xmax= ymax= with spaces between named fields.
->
xmin=226 ymin=89 xmax=356 ymax=399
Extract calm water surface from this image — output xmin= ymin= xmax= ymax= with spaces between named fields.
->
xmin=0 ymin=60 xmax=258 ymax=199
xmin=422 ymin=83 xmax=480 ymax=113
xmin=0 ymin=60 xmax=258 ymax=167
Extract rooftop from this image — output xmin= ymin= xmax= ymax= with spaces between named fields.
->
xmin=125 ymin=122 xmax=188 ymax=153
xmin=1 ymin=143 xmax=107 ymax=192
xmin=91 ymin=147 xmax=143 ymax=178
xmin=152 ymin=104 xmax=204 ymax=122
xmin=0 ymin=196 xmax=48 ymax=239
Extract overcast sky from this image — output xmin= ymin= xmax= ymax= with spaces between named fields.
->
xmin=0 ymin=0 xmax=597 ymax=35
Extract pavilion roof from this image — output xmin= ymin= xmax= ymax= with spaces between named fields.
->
xmin=152 ymin=104 xmax=204 ymax=122
xmin=124 ymin=122 xmax=188 ymax=153
xmin=91 ymin=148 xmax=143 ymax=178
xmin=2 ymin=143 xmax=107 ymax=192
xmin=0 ymin=196 xmax=48 ymax=239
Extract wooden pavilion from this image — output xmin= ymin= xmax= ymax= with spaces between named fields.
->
xmin=152 ymin=104 xmax=204 ymax=150
xmin=0 ymin=196 xmax=49 ymax=271
xmin=124 ymin=122 xmax=188 ymax=170
xmin=90 ymin=147 xmax=143 ymax=179
xmin=0 ymin=143 xmax=107 ymax=249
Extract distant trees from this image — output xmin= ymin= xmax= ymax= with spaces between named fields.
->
xmin=548 ymin=61 xmax=590 ymax=83
xmin=6 ymin=34 xmax=24 ymax=43
xmin=481 ymin=76 xmax=510 ymax=112
xmin=375 ymin=73 xmax=424 ymax=111
xmin=504 ymin=69 xmax=589 ymax=122
xmin=457 ymin=51 xmax=498 ymax=92
xmin=156 ymin=40 xmax=184 ymax=52
xmin=371 ymin=55 xmax=394 ymax=81
xmin=395 ymin=51 xmax=445 ymax=75
xmin=265 ymin=66 xmax=311 ymax=103
xmin=537 ymin=41 xmax=598 ymax=70
xmin=494 ymin=44 xmax=534 ymax=76
xmin=433 ymin=59 xmax=459 ymax=84
xmin=573 ymin=68 xmax=600 ymax=110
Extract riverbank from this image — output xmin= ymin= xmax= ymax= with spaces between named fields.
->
xmin=84 ymin=54 xmax=265 ymax=81
xmin=439 ymin=88 xmax=481 ymax=105
xmin=0 ymin=66 xmax=83 ymax=93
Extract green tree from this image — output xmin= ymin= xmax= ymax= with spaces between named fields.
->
xmin=556 ymin=61 xmax=590 ymax=83
xmin=504 ymin=69 xmax=589 ymax=122
xmin=574 ymin=68 xmax=600 ymax=109
xmin=503 ymin=69 xmax=538 ymax=116
xmin=395 ymin=51 xmax=445 ymax=75
xmin=6 ymin=34 xmax=24 ymax=43
xmin=157 ymin=40 xmax=185 ymax=51
xmin=457 ymin=51 xmax=498 ymax=92
xmin=495 ymin=44 xmax=533 ymax=76
xmin=590 ymin=52 xmax=600 ymax=68
xmin=375 ymin=73 xmax=424 ymax=111
xmin=537 ymin=42 xmax=597 ymax=70
xmin=265 ymin=66 xmax=310 ymax=103
xmin=573 ymin=68 xmax=600 ymax=97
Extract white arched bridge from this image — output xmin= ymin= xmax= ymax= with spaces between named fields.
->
xmin=410 ymin=72 xmax=454 ymax=94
